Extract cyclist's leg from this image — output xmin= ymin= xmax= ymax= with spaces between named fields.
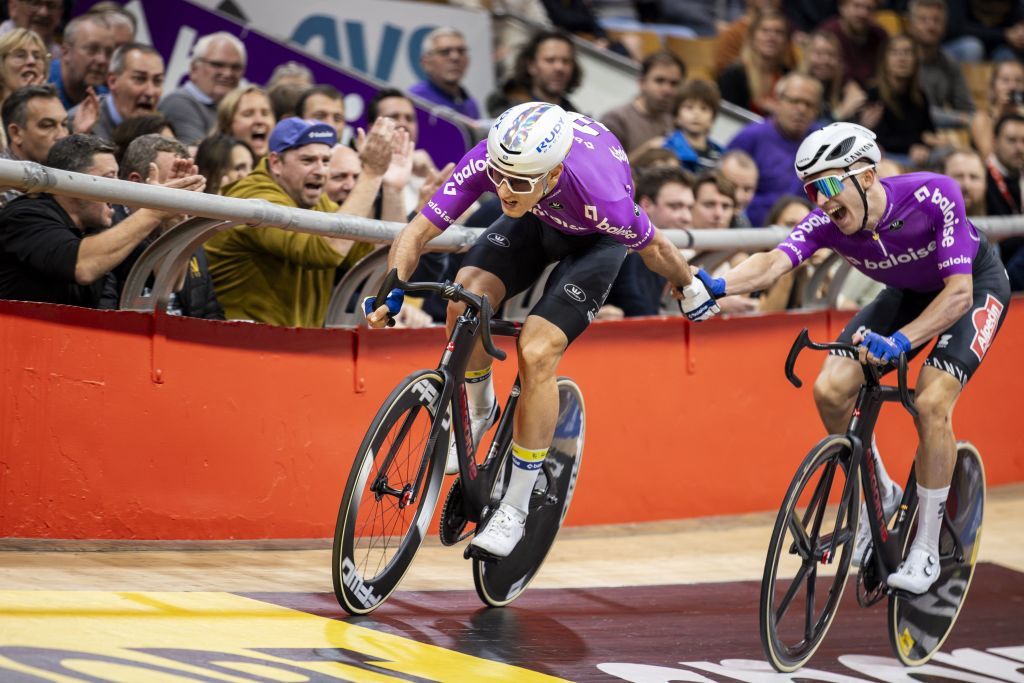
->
xmin=893 ymin=261 xmax=1010 ymax=591
xmin=513 ymin=316 xmax=569 ymax=449
xmin=451 ymin=214 xmax=553 ymax=421
xmin=913 ymin=368 xmax=962 ymax=488
xmin=471 ymin=232 xmax=625 ymax=557
xmin=813 ymin=356 xmax=895 ymax=488
xmin=502 ymin=234 xmax=624 ymax=508
xmin=816 ymin=287 xmax=926 ymax=564
xmin=889 ymin=363 xmax=965 ymax=592
xmin=812 ymin=354 xmax=863 ymax=435
xmin=813 ymin=286 xmax=910 ymax=434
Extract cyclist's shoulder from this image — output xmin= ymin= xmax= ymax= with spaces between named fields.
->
xmin=784 ymin=206 xmax=840 ymax=245
xmin=883 ymin=171 xmax=962 ymax=206
xmin=561 ymin=139 xmax=634 ymax=203
xmin=445 ymin=140 xmax=490 ymax=191
xmin=463 ymin=138 xmax=488 ymax=161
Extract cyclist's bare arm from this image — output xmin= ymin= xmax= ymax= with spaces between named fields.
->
xmin=719 ymin=249 xmax=794 ymax=296
xmin=873 ymin=273 xmax=972 ymax=347
xmin=366 ymin=214 xmax=442 ymax=328
xmin=637 ymin=228 xmax=695 ymax=292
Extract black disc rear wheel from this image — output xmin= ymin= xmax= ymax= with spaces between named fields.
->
xmin=888 ymin=441 xmax=985 ymax=665
xmin=472 ymin=377 xmax=585 ymax=607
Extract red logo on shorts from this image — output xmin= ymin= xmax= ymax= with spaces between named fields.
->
xmin=969 ymin=294 xmax=1003 ymax=360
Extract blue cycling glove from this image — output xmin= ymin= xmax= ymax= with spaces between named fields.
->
xmin=860 ymin=330 xmax=912 ymax=364
xmin=362 ymin=288 xmax=405 ymax=324
xmin=694 ymin=268 xmax=727 ymax=298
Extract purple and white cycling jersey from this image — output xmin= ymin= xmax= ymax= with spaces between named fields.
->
xmin=420 ymin=113 xmax=654 ymax=250
xmin=777 ymin=173 xmax=981 ymax=292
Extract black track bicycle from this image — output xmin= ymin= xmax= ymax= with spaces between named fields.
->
xmin=760 ymin=329 xmax=985 ymax=672
xmin=332 ymin=269 xmax=586 ymax=615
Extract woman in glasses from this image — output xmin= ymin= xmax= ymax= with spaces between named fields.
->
xmin=0 ymin=28 xmax=48 ymax=111
xmin=693 ymin=121 xmax=1010 ymax=595
xmin=364 ymin=101 xmax=717 ymax=558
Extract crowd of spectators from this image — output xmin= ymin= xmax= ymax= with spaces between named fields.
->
xmin=1 ymin=0 xmax=1024 ymax=329
xmin=588 ymin=0 xmax=1024 ymax=304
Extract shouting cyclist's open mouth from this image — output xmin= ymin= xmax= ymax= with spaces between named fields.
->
xmin=825 ymin=202 xmax=849 ymax=228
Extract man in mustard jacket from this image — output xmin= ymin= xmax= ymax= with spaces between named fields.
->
xmin=206 ymin=117 xmax=400 ymax=327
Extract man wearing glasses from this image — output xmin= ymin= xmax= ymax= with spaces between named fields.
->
xmin=0 ymin=0 xmax=63 ymax=60
xmin=158 ymin=31 xmax=246 ymax=145
xmin=365 ymin=101 xmax=718 ymax=558
xmin=726 ymin=73 xmax=823 ymax=226
xmin=693 ymin=122 xmax=1011 ymax=594
xmin=409 ymin=27 xmax=480 ymax=120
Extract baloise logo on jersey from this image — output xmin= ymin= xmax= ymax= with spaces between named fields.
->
xmin=584 ymin=205 xmax=639 ymax=241
xmin=844 ymin=240 xmax=938 ymax=270
xmin=787 ymin=211 xmax=831 ymax=242
xmin=443 ymin=157 xmax=488 ymax=196
xmin=914 ymin=182 xmax=962 ymax=249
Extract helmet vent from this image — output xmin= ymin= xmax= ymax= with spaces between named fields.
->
xmin=500 ymin=104 xmax=550 ymax=153
xmin=826 ymin=137 xmax=855 ymax=161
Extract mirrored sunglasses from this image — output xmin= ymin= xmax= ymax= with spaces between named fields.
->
xmin=803 ymin=165 xmax=874 ymax=202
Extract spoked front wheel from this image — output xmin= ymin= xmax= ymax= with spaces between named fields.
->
xmin=332 ymin=370 xmax=448 ymax=615
xmin=888 ymin=441 xmax=985 ymax=665
xmin=472 ymin=377 xmax=585 ymax=607
xmin=760 ymin=435 xmax=859 ymax=672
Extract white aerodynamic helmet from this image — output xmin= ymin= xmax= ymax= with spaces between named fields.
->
xmin=487 ymin=101 xmax=573 ymax=177
xmin=794 ymin=122 xmax=881 ymax=181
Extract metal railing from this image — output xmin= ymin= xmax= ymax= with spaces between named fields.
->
xmin=1 ymin=158 xmax=1021 ymax=327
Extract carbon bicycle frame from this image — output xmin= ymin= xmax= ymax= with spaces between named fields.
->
xmin=841 ymin=372 xmax=919 ymax=574
xmin=407 ymin=308 xmax=527 ymax=524
xmin=840 ymin=369 xmax=967 ymax=581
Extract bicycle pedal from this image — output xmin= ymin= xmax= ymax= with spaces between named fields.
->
xmin=887 ymin=585 xmax=932 ymax=601
xmin=463 ymin=544 xmax=500 ymax=563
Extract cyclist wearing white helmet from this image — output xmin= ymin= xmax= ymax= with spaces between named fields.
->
xmin=693 ymin=121 xmax=1010 ymax=594
xmin=365 ymin=101 xmax=718 ymax=558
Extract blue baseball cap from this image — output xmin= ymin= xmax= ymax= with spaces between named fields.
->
xmin=268 ymin=117 xmax=337 ymax=154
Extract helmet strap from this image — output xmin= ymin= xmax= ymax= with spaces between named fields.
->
xmin=848 ymin=165 xmax=870 ymax=232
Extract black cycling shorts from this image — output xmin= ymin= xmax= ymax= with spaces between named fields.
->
xmin=831 ymin=240 xmax=1011 ymax=386
xmin=461 ymin=212 xmax=628 ymax=343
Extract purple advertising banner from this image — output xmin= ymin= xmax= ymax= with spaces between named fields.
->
xmin=76 ymin=0 xmax=477 ymax=167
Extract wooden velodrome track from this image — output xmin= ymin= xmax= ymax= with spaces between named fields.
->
xmin=1 ymin=484 xmax=1022 ymax=682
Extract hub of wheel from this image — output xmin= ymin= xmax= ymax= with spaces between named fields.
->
xmin=399 ymin=484 xmax=413 ymax=509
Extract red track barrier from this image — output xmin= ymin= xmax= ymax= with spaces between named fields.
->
xmin=1 ymin=299 xmax=1019 ymax=539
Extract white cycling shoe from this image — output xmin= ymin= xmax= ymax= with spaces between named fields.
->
xmin=445 ymin=401 xmax=499 ymax=475
xmin=470 ymin=503 xmax=527 ymax=558
xmin=887 ymin=547 xmax=940 ymax=594
xmin=852 ymin=482 xmax=902 ymax=567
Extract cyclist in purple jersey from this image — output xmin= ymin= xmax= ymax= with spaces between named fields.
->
xmin=365 ymin=102 xmax=719 ymax=558
xmin=423 ymin=115 xmax=656 ymax=248
xmin=695 ymin=122 xmax=1010 ymax=594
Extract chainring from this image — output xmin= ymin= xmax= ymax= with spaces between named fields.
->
xmin=856 ymin=549 xmax=887 ymax=607
xmin=439 ymin=477 xmax=474 ymax=546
